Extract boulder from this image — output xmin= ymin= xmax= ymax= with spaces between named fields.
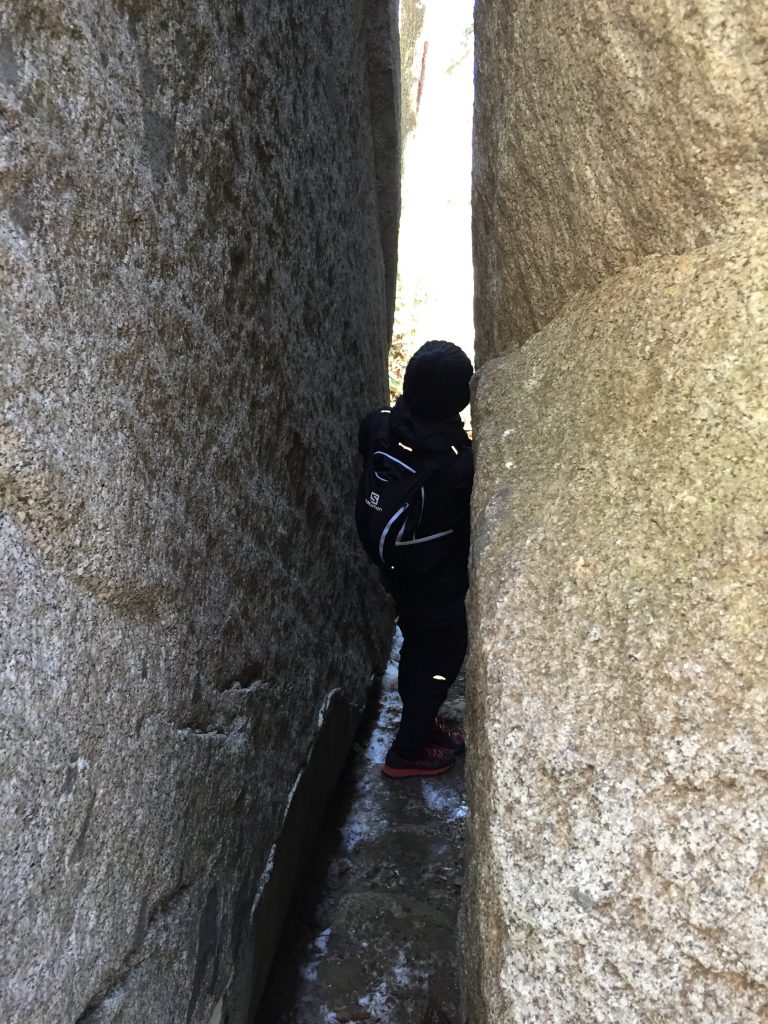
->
xmin=463 ymin=227 xmax=768 ymax=1022
xmin=0 ymin=2 xmax=398 ymax=1021
xmin=473 ymin=0 xmax=768 ymax=356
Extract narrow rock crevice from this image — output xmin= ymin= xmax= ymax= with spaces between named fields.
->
xmin=256 ymin=635 xmax=468 ymax=1023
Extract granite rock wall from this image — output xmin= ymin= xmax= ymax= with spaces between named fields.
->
xmin=464 ymin=1 xmax=767 ymax=1021
xmin=473 ymin=0 xmax=768 ymax=359
xmin=0 ymin=2 xmax=398 ymax=1022
xmin=398 ymin=0 xmax=426 ymax=149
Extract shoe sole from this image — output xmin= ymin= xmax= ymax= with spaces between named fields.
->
xmin=381 ymin=761 xmax=455 ymax=779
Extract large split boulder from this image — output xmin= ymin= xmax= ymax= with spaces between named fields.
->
xmin=473 ymin=0 xmax=767 ymax=357
xmin=0 ymin=2 xmax=398 ymax=1022
xmin=465 ymin=1 xmax=768 ymax=1020
xmin=465 ymin=230 xmax=768 ymax=1022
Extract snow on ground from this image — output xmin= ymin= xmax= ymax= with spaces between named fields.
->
xmin=420 ymin=778 xmax=468 ymax=820
xmin=364 ymin=628 xmax=403 ymax=766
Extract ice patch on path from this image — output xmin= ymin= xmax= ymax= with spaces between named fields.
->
xmin=340 ymin=820 xmax=368 ymax=848
xmin=313 ymin=927 xmax=332 ymax=952
xmin=358 ymin=980 xmax=394 ymax=1020
xmin=340 ymin=818 xmax=390 ymax=849
xmin=365 ymin=730 xmax=391 ymax=765
xmin=363 ymin=627 xmax=403 ymax=765
xmin=381 ymin=627 xmax=403 ymax=691
xmin=420 ymin=779 xmax=467 ymax=820
xmin=357 ymin=952 xmax=428 ymax=1022
xmin=393 ymin=949 xmax=425 ymax=988
xmin=300 ymin=960 xmax=319 ymax=983
xmin=364 ymin=687 xmax=401 ymax=764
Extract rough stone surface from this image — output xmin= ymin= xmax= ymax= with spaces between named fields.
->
xmin=0 ymin=3 xmax=397 ymax=1022
xmin=398 ymin=0 xmax=426 ymax=148
xmin=468 ymin=1 xmax=768 ymax=1018
xmin=462 ymin=227 xmax=768 ymax=1022
xmin=473 ymin=0 xmax=768 ymax=357
xmin=364 ymin=0 xmax=402 ymax=333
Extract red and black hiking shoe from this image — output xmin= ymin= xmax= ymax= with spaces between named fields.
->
xmin=428 ymin=716 xmax=466 ymax=754
xmin=381 ymin=744 xmax=456 ymax=779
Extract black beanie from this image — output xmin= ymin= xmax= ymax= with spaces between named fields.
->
xmin=402 ymin=340 xmax=473 ymax=421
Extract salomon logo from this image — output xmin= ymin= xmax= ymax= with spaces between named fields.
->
xmin=365 ymin=491 xmax=382 ymax=511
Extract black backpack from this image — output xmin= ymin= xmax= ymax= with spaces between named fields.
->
xmin=355 ymin=436 xmax=455 ymax=572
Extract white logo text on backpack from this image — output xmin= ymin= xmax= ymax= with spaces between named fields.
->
xmin=365 ymin=491 xmax=382 ymax=511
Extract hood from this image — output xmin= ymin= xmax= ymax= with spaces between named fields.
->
xmin=402 ymin=340 xmax=473 ymax=421
xmin=389 ymin=395 xmax=469 ymax=454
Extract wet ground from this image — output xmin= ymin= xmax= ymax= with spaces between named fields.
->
xmin=256 ymin=631 xmax=466 ymax=1024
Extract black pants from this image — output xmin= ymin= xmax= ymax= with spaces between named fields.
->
xmin=392 ymin=607 xmax=468 ymax=757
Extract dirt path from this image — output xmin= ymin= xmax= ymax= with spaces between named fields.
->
xmin=256 ymin=632 xmax=466 ymax=1024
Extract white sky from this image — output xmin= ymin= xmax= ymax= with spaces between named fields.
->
xmin=395 ymin=0 xmax=475 ymax=364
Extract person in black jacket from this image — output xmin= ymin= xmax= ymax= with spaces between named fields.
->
xmin=358 ymin=340 xmax=474 ymax=778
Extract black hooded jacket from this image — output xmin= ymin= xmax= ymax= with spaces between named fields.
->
xmin=358 ymin=395 xmax=473 ymax=624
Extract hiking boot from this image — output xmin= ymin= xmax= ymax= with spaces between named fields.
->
xmin=381 ymin=744 xmax=456 ymax=779
xmin=428 ymin=716 xmax=466 ymax=754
